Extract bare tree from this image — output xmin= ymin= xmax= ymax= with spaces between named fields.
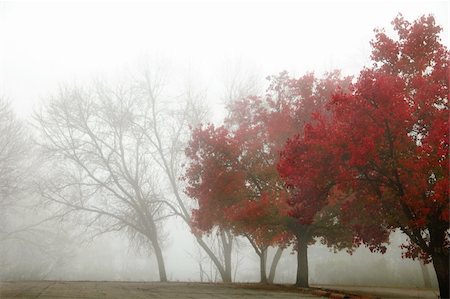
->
xmin=0 ymin=98 xmax=28 ymax=251
xmin=0 ymin=99 xmax=34 ymax=274
xmin=221 ymin=58 xmax=262 ymax=105
xmin=0 ymin=98 xmax=75 ymax=280
xmin=135 ymin=69 xmax=238 ymax=282
xmin=35 ymin=64 xmax=248 ymax=283
xmin=35 ymin=81 xmax=170 ymax=282
xmin=0 ymin=99 xmax=27 ymax=219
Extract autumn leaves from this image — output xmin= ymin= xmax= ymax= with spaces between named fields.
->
xmin=184 ymin=14 xmax=449 ymax=296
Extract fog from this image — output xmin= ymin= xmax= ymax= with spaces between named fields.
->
xmin=0 ymin=0 xmax=448 ymax=291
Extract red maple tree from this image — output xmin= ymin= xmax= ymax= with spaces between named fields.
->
xmin=185 ymin=111 xmax=290 ymax=283
xmin=185 ymin=71 xmax=352 ymax=286
xmin=279 ymin=14 xmax=449 ymax=297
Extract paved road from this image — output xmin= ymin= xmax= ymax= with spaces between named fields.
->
xmin=0 ymin=281 xmax=324 ymax=299
xmin=313 ymin=284 xmax=440 ymax=299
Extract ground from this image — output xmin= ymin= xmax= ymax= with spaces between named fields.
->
xmin=0 ymin=281 xmax=322 ymax=299
xmin=0 ymin=281 xmax=440 ymax=299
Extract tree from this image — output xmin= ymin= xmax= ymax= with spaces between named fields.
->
xmin=35 ymin=67 xmax=240 ymax=284
xmin=336 ymin=15 xmax=449 ymax=298
xmin=279 ymin=114 xmax=360 ymax=287
xmin=0 ymin=98 xmax=74 ymax=280
xmin=0 ymin=99 xmax=27 ymax=217
xmin=185 ymin=122 xmax=287 ymax=284
xmin=36 ymin=80 xmax=169 ymax=282
xmin=279 ymin=14 xmax=449 ymax=297
xmin=266 ymin=71 xmax=354 ymax=288
xmin=184 ymin=124 xmax=243 ymax=282
xmin=136 ymin=69 xmax=239 ymax=284
xmin=222 ymin=96 xmax=291 ymax=284
xmin=185 ymin=71 xmax=352 ymax=286
xmin=0 ymin=98 xmax=30 ymax=271
xmin=221 ymin=58 xmax=262 ymax=105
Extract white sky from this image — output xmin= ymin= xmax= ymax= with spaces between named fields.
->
xmin=0 ymin=1 xmax=448 ymax=118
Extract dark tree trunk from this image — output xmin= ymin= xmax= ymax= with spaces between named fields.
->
xmin=428 ymin=225 xmax=449 ymax=299
xmin=432 ymin=251 xmax=449 ymax=299
xmin=268 ymin=247 xmax=283 ymax=284
xmin=245 ymin=235 xmax=269 ymax=284
xmin=259 ymin=248 xmax=268 ymax=284
xmin=295 ymin=235 xmax=309 ymax=288
xmin=220 ymin=230 xmax=233 ymax=283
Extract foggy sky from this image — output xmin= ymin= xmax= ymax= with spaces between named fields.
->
xmin=0 ymin=1 xmax=448 ymax=118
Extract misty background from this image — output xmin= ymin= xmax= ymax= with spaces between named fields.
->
xmin=0 ymin=0 xmax=448 ymax=287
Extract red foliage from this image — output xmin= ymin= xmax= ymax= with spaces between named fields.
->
xmin=184 ymin=108 xmax=290 ymax=248
xmin=278 ymin=114 xmax=336 ymax=225
xmin=185 ymin=124 xmax=246 ymax=232
xmin=279 ymin=14 xmax=449 ymax=262
xmin=184 ymin=71 xmax=351 ymax=249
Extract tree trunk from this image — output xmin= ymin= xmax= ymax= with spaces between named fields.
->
xmin=165 ymin=167 xmax=234 ymax=283
xmin=220 ymin=230 xmax=233 ymax=283
xmin=419 ymin=260 xmax=432 ymax=289
xmin=195 ymin=235 xmax=230 ymax=282
xmin=245 ymin=235 xmax=270 ymax=284
xmin=199 ymin=260 xmax=204 ymax=282
xmin=151 ymin=239 xmax=168 ymax=282
xmin=432 ymin=251 xmax=449 ymax=299
xmin=259 ymin=248 xmax=268 ymax=284
xmin=268 ymin=247 xmax=283 ymax=284
xmin=295 ymin=235 xmax=309 ymax=288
